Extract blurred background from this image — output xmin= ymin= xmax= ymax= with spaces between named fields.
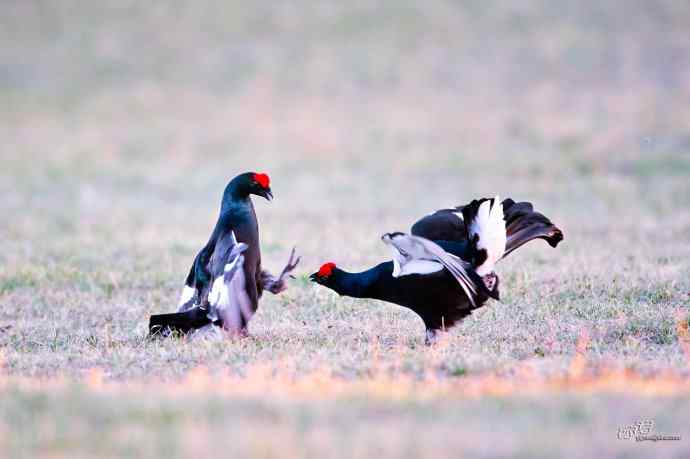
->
xmin=3 ymin=0 xmax=689 ymax=262
xmin=1 ymin=1 xmax=690 ymax=457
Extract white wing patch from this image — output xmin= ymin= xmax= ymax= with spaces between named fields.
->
xmin=207 ymin=253 xmax=243 ymax=313
xmin=393 ymin=258 xmax=444 ymax=277
xmin=207 ymin=252 xmax=254 ymax=334
xmin=207 ymin=275 xmax=230 ymax=321
xmin=469 ymin=197 xmax=507 ymax=276
xmin=382 ymin=233 xmax=478 ymax=306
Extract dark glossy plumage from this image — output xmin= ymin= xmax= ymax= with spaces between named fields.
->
xmin=413 ymin=198 xmax=563 ymax=256
xmin=311 ymin=198 xmax=563 ymax=344
xmin=311 ymin=240 xmax=488 ymax=332
xmin=149 ymin=172 xmax=299 ymax=337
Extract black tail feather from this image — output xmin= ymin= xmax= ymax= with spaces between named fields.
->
xmin=148 ymin=307 xmax=213 ymax=337
xmin=501 ymin=198 xmax=564 ymax=257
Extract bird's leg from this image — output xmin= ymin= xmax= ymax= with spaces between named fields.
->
xmin=218 ymin=325 xmax=249 ymax=339
xmin=261 ymin=247 xmax=301 ymax=294
xmin=425 ymin=329 xmax=439 ymax=346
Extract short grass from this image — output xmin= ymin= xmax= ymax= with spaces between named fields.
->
xmin=1 ymin=1 xmax=690 ymax=457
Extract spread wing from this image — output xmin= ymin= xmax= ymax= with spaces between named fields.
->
xmin=204 ymin=231 xmax=254 ymax=331
xmin=382 ymin=233 xmax=479 ymax=307
xmin=157 ymin=232 xmax=249 ymax=336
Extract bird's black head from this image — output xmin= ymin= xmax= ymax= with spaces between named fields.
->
xmin=226 ymin=172 xmax=274 ymax=202
xmin=309 ymin=262 xmax=340 ymax=287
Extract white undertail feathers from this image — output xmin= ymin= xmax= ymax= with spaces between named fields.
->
xmin=469 ymin=196 xmax=506 ymax=276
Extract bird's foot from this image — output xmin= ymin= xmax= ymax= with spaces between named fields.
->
xmin=264 ymin=278 xmax=288 ymax=295
xmin=262 ymin=247 xmax=301 ymax=294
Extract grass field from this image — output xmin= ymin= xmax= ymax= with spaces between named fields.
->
xmin=2 ymin=1 xmax=690 ymax=457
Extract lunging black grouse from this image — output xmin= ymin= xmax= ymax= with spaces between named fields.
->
xmin=149 ymin=172 xmax=300 ymax=337
xmin=310 ymin=197 xmax=563 ymax=344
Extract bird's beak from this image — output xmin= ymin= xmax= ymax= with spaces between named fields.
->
xmin=381 ymin=233 xmax=392 ymax=244
xmin=309 ymin=273 xmax=318 ymax=282
xmin=259 ymin=188 xmax=273 ymax=201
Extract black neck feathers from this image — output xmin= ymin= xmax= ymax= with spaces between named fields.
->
xmin=222 ymin=178 xmax=253 ymax=212
xmin=328 ymin=264 xmax=390 ymax=299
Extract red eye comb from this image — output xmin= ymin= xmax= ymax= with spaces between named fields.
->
xmin=318 ymin=262 xmax=336 ymax=278
xmin=253 ymin=173 xmax=270 ymax=189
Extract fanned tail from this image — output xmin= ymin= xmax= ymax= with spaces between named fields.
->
xmin=501 ymin=198 xmax=564 ymax=258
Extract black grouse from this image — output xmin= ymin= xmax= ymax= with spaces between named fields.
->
xmin=149 ymin=172 xmax=300 ymax=337
xmin=310 ymin=197 xmax=563 ymax=344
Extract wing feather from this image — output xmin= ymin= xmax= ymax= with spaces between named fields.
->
xmin=409 ymin=236 xmax=478 ymax=306
xmin=382 ymin=233 xmax=479 ymax=306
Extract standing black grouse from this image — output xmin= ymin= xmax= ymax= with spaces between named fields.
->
xmin=149 ymin=172 xmax=300 ymax=337
xmin=310 ymin=197 xmax=563 ymax=344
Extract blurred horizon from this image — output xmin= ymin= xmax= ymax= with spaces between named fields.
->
xmin=3 ymin=1 xmax=689 ymax=155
